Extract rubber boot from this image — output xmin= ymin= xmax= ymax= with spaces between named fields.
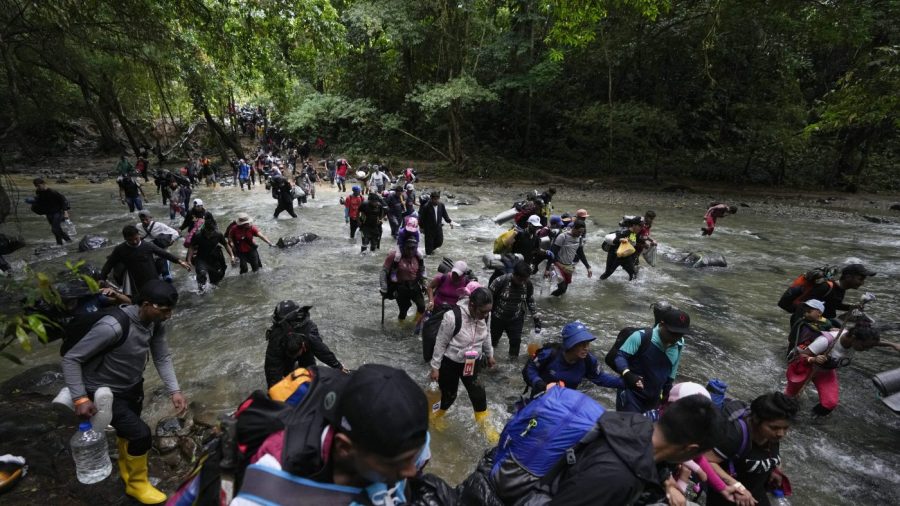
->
xmin=429 ymin=409 xmax=449 ymax=432
xmin=116 ymin=438 xmax=130 ymax=484
xmin=121 ymin=449 xmax=167 ymax=504
xmin=474 ymin=410 xmax=499 ymax=445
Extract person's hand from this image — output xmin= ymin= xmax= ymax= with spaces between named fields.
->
xmin=340 ymin=367 xmax=350 ymax=374
xmin=487 ymin=356 xmax=497 ymax=368
xmin=179 ymin=260 xmax=192 ymax=271
xmin=546 ymin=382 xmax=562 ymax=391
xmin=543 ymin=270 xmax=551 ymax=279
xmin=813 ymin=354 xmax=828 ymax=365
xmin=171 ymin=392 xmax=187 ymax=414
xmin=586 ymin=268 xmax=593 ymax=278
xmin=429 ymin=368 xmax=439 ymax=382
xmin=664 ymin=476 xmax=686 ymax=506
xmin=63 ymin=211 xmax=69 ymax=219
xmin=768 ymin=470 xmax=783 ymax=488
xmin=623 ymin=371 xmax=644 ymax=390
xmin=75 ymin=399 xmax=97 ymax=419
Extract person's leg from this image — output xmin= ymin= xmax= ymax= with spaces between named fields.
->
xmin=460 ymin=368 xmax=488 ymax=412
xmin=411 ymin=288 xmax=426 ymax=318
xmin=274 ymin=203 xmax=283 ymax=218
xmin=349 ymin=219 xmax=359 ymax=239
xmin=397 ymin=285 xmax=413 ymax=319
xmin=812 ymin=370 xmax=839 ymax=416
xmin=238 ymin=252 xmax=249 ymax=274
xmin=195 ymin=258 xmax=209 ymax=287
xmin=373 ymin=227 xmax=382 ymax=251
xmin=286 ymin=204 xmax=296 ymax=218
xmin=433 ymin=228 xmax=444 ymax=252
xmin=438 ymin=357 xmax=462 ymax=410
xmin=361 ymin=231 xmax=371 ymax=253
xmin=424 ymin=233 xmax=436 ymax=255
xmin=599 ymin=250 xmax=619 ymax=279
xmin=550 ymin=280 xmax=569 ymax=297
xmin=249 ymin=249 xmax=263 ymax=272
xmin=48 ymin=212 xmax=69 ymax=243
xmin=134 ymin=197 xmax=144 ymax=211
xmin=506 ymin=316 xmax=525 ymax=357
xmin=490 ymin=316 xmax=505 ymax=349
xmin=621 ymin=255 xmax=638 ymax=281
xmin=112 ymin=383 xmax=165 ymax=503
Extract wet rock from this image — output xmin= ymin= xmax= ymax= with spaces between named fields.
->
xmin=0 ymin=233 xmax=25 ymax=255
xmin=155 ymin=435 xmax=178 ymax=454
xmin=87 ymin=175 xmax=105 ymax=184
xmin=664 ymin=251 xmax=727 ymax=268
xmin=55 ymin=178 xmax=69 ymax=184
xmin=663 ymin=184 xmax=691 ymax=193
xmin=0 ymin=364 xmax=65 ymax=396
xmin=155 ymin=414 xmax=194 ymax=438
xmin=816 ymin=198 xmax=830 ymax=204
xmin=78 ymin=235 xmax=110 ymax=252
xmin=739 ymin=202 xmax=750 ymax=207
xmin=890 ymin=204 xmax=900 ymax=211
xmin=455 ymin=200 xmax=472 ymax=206
xmin=862 ymin=215 xmax=891 ymax=224
xmin=276 ymin=233 xmax=320 ymax=248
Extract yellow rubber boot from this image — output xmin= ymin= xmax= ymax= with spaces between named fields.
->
xmin=429 ymin=408 xmax=449 ymax=432
xmin=122 ymin=450 xmax=167 ymax=504
xmin=474 ymin=410 xmax=500 ymax=445
xmin=116 ymin=438 xmax=130 ymax=483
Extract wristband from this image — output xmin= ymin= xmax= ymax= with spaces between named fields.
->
xmin=622 ymin=368 xmax=631 ymax=376
xmin=733 ymin=482 xmax=746 ymax=491
xmin=74 ymin=397 xmax=91 ymax=406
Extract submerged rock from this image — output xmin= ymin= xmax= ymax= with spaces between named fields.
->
xmin=276 ymin=233 xmax=320 ymax=248
xmin=890 ymin=204 xmax=900 ymax=211
xmin=862 ymin=215 xmax=891 ymax=224
xmin=78 ymin=235 xmax=110 ymax=252
xmin=664 ymin=251 xmax=727 ymax=268
xmin=0 ymin=233 xmax=25 ymax=255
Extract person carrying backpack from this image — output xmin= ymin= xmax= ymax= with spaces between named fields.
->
xmin=523 ymin=321 xmax=622 ymax=398
xmin=612 ymin=308 xmax=690 ymax=413
xmin=489 ymin=261 xmax=541 ymax=358
xmin=599 ymin=216 xmax=642 ymax=281
xmin=137 ymin=210 xmax=180 ymax=282
xmin=790 ymin=263 xmax=875 ymax=326
xmin=358 ymin=192 xmax=386 ymax=253
xmin=381 ymin=238 xmax=426 ymax=321
xmin=428 ymin=286 xmax=498 ymax=442
xmin=544 ymin=220 xmax=591 ymax=297
xmin=344 ymin=186 xmax=364 ymax=239
xmin=60 ymin=280 xmax=186 ymax=505
xmin=117 ymin=174 xmax=146 ymax=213
xmin=29 ymin=177 xmax=72 ymax=245
xmin=264 ymin=300 xmax=348 ymax=388
xmin=460 ymin=393 xmax=722 ymax=506
xmin=99 ymin=225 xmax=191 ymax=297
xmin=705 ymin=392 xmax=800 ymax=506
xmin=785 ymin=299 xmax=834 ymax=354
xmin=425 ymin=260 xmax=470 ymax=309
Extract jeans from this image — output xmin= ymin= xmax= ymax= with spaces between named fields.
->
xmin=125 ymin=196 xmax=144 ymax=213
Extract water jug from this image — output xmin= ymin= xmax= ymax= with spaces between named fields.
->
xmin=70 ymin=421 xmax=112 ymax=484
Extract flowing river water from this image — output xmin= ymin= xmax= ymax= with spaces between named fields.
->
xmin=2 ymin=175 xmax=898 ymax=505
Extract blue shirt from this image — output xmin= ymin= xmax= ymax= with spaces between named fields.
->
xmin=618 ymin=325 xmax=684 ymax=380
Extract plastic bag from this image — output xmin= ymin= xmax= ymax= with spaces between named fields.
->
xmin=616 ymin=239 xmax=635 ymax=258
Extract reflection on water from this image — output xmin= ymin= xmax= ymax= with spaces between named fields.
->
xmin=2 ymin=179 xmax=899 ymax=505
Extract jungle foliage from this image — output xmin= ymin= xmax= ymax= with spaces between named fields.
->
xmin=0 ymin=0 xmax=897 ymax=189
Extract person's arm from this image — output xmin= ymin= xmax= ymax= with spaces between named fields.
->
xmin=586 ymin=356 xmax=625 ymax=389
xmin=99 ymin=246 xmax=122 ymax=280
xmin=429 ymin=312 xmax=457 ymax=371
xmin=61 ymin=318 xmax=123 ymax=400
xmin=574 ymin=244 xmax=592 ymax=273
xmin=524 ymin=349 xmax=551 ymax=392
xmin=256 ymin=230 xmax=274 ymax=246
xmin=149 ymin=325 xmax=185 ymax=412
xmin=149 ymin=242 xmax=191 ymax=270
xmin=263 ymin=331 xmax=287 ymax=388
xmin=426 ymin=274 xmax=442 ymax=308
xmin=441 ymin=204 xmax=452 ymax=224
xmin=186 ymin=244 xmax=196 ymax=266
xmin=694 ymin=455 xmax=727 ymax=493
xmin=306 ymin=323 xmax=343 ymax=370
xmin=874 ymin=340 xmax=900 ymax=353
xmin=703 ymin=451 xmax=756 ymax=505
xmin=545 ymin=237 xmax=562 ymax=274
xmin=221 ymin=236 xmax=236 ymax=263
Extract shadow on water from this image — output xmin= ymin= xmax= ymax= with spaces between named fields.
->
xmin=1 ymin=179 xmax=898 ymax=505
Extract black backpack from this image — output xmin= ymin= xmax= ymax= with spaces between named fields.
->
xmin=58 ymin=305 xmax=132 ymax=357
xmin=603 ymin=327 xmax=653 ymax=372
xmin=421 ymin=304 xmax=463 ymax=362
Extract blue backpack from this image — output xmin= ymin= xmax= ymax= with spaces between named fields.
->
xmin=490 ymin=387 xmax=606 ymax=501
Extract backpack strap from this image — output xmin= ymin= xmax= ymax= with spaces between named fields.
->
xmin=636 ymin=328 xmax=653 ymax=356
xmin=108 ymin=306 xmax=132 ymax=349
xmin=451 ymin=305 xmax=463 ymax=337
xmin=536 ymin=421 xmax=602 ymax=490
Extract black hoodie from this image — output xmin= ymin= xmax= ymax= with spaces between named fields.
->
xmin=548 ymin=411 xmax=663 ymax=506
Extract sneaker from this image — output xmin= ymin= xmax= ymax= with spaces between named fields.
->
xmin=90 ymin=387 xmax=114 ymax=429
xmin=52 ymin=387 xmax=74 ymax=411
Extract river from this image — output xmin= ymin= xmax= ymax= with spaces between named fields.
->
xmin=2 ymin=175 xmax=898 ymax=505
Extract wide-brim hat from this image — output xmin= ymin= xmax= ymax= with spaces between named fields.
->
xmin=236 ymin=212 xmax=253 ymax=225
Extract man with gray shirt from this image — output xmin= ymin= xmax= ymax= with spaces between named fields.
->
xmin=61 ymin=280 xmax=186 ymax=504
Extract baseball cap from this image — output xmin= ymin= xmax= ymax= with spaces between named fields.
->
xmin=451 ymin=260 xmax=468 ymax=276
xmin=667 ymin=382 xmax=712 ymax=403
xmin=137 ymin=280 xmax=179 ymax=307
xmin=192 ymin=198 xmax=204 ymax=207
xmin=661 ymin=309 xmax=691 ymax=334
xmin=549 ymin=215 xmax=562 ymax=226
xmin=803 ymin=299 xmax=825 ymax=312
xmin=575 ymin=209 xmax=590 ymax=218
xmin=334 ymin=364 xmax=428 ymax=458
xmin=403 ymin=237 xmax=419 ymax=248
xmin=560 ymin=213 xmax=573 ymax=223
xmin=842 ymin=264 xmax=876 ymax=277
xmin=405 ymin=216 xmax=419 ymax=232
xmin=527 ymin=215 xmax=542 ymax=227
xmin=561 ymin=321 xmax=596 ymax=350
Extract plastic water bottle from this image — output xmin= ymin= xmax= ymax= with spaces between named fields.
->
xmin=70 ymin=421 xmax=112 ymax=484
xmin=772 ymin=489 xmax=792 ymax=506
xmin=62 ymin=219 xmax=77 ymax=237
xmin=425 ymin=382 xmax=442 ymax=413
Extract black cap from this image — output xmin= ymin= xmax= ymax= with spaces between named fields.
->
xmin=335 ymin=364 xmax=428 ymax=458
xmin=661 ymin=309 xmax=691 ymax=334
xmin=137 ymin=280 xmax=179 ymax=307
xmin=274 ymin=300 xmax=311 ymax=322
xmin=842 ymin=264 xmax=876 ymax=277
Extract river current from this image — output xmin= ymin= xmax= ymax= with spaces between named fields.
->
xmin=2 ymin=175 xmax=898 ymax=505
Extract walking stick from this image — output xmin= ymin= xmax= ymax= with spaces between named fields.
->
xmin=381 ymin=295 xmax=385 ymax=325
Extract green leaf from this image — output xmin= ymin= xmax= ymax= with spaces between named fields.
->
xmin=26 ymin=314 xmax=48 ymax=342
xmin=16 ymin=326 xmax=32 ymax=352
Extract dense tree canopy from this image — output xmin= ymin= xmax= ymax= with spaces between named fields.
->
xmin=0 ymin=0 xmax=896 ymax=189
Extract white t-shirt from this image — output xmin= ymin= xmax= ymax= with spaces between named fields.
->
xmin=808 ymin=330 xmax=853 ymax=367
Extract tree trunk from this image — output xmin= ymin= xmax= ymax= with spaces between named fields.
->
xmin=77 ymin=78 xmax=119 ymax=151
xmin=0 ymin=39 xmax=22 ymax=133
xmin=447 ymin=102 xmax=465 ymax=172
xmin=202 ymin=102 xmax=244 ymax=160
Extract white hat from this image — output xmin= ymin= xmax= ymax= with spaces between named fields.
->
xmin=803 ymin=299 xmax=825 ymax=312
xmin=192 ymin=198 xmax=204 ymax=207
xmin=667 ymin=382 xmax=711 ymax=403
xmin=236 ymin=212 xmax=253 ymax=225
xmin=451 ymin=260 xmax=468 ymax=276
xmin=527 ymin=215 xmax=542 ymax=227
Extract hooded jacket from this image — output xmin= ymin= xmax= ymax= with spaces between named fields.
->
xmin=264 ymin=313 xmax=342 ymax=388
xmin=548 ymin=412 xmax=662 ymax=505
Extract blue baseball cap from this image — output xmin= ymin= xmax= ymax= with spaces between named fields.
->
xmin=561 ymin=321 xmax=596 ymax=350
